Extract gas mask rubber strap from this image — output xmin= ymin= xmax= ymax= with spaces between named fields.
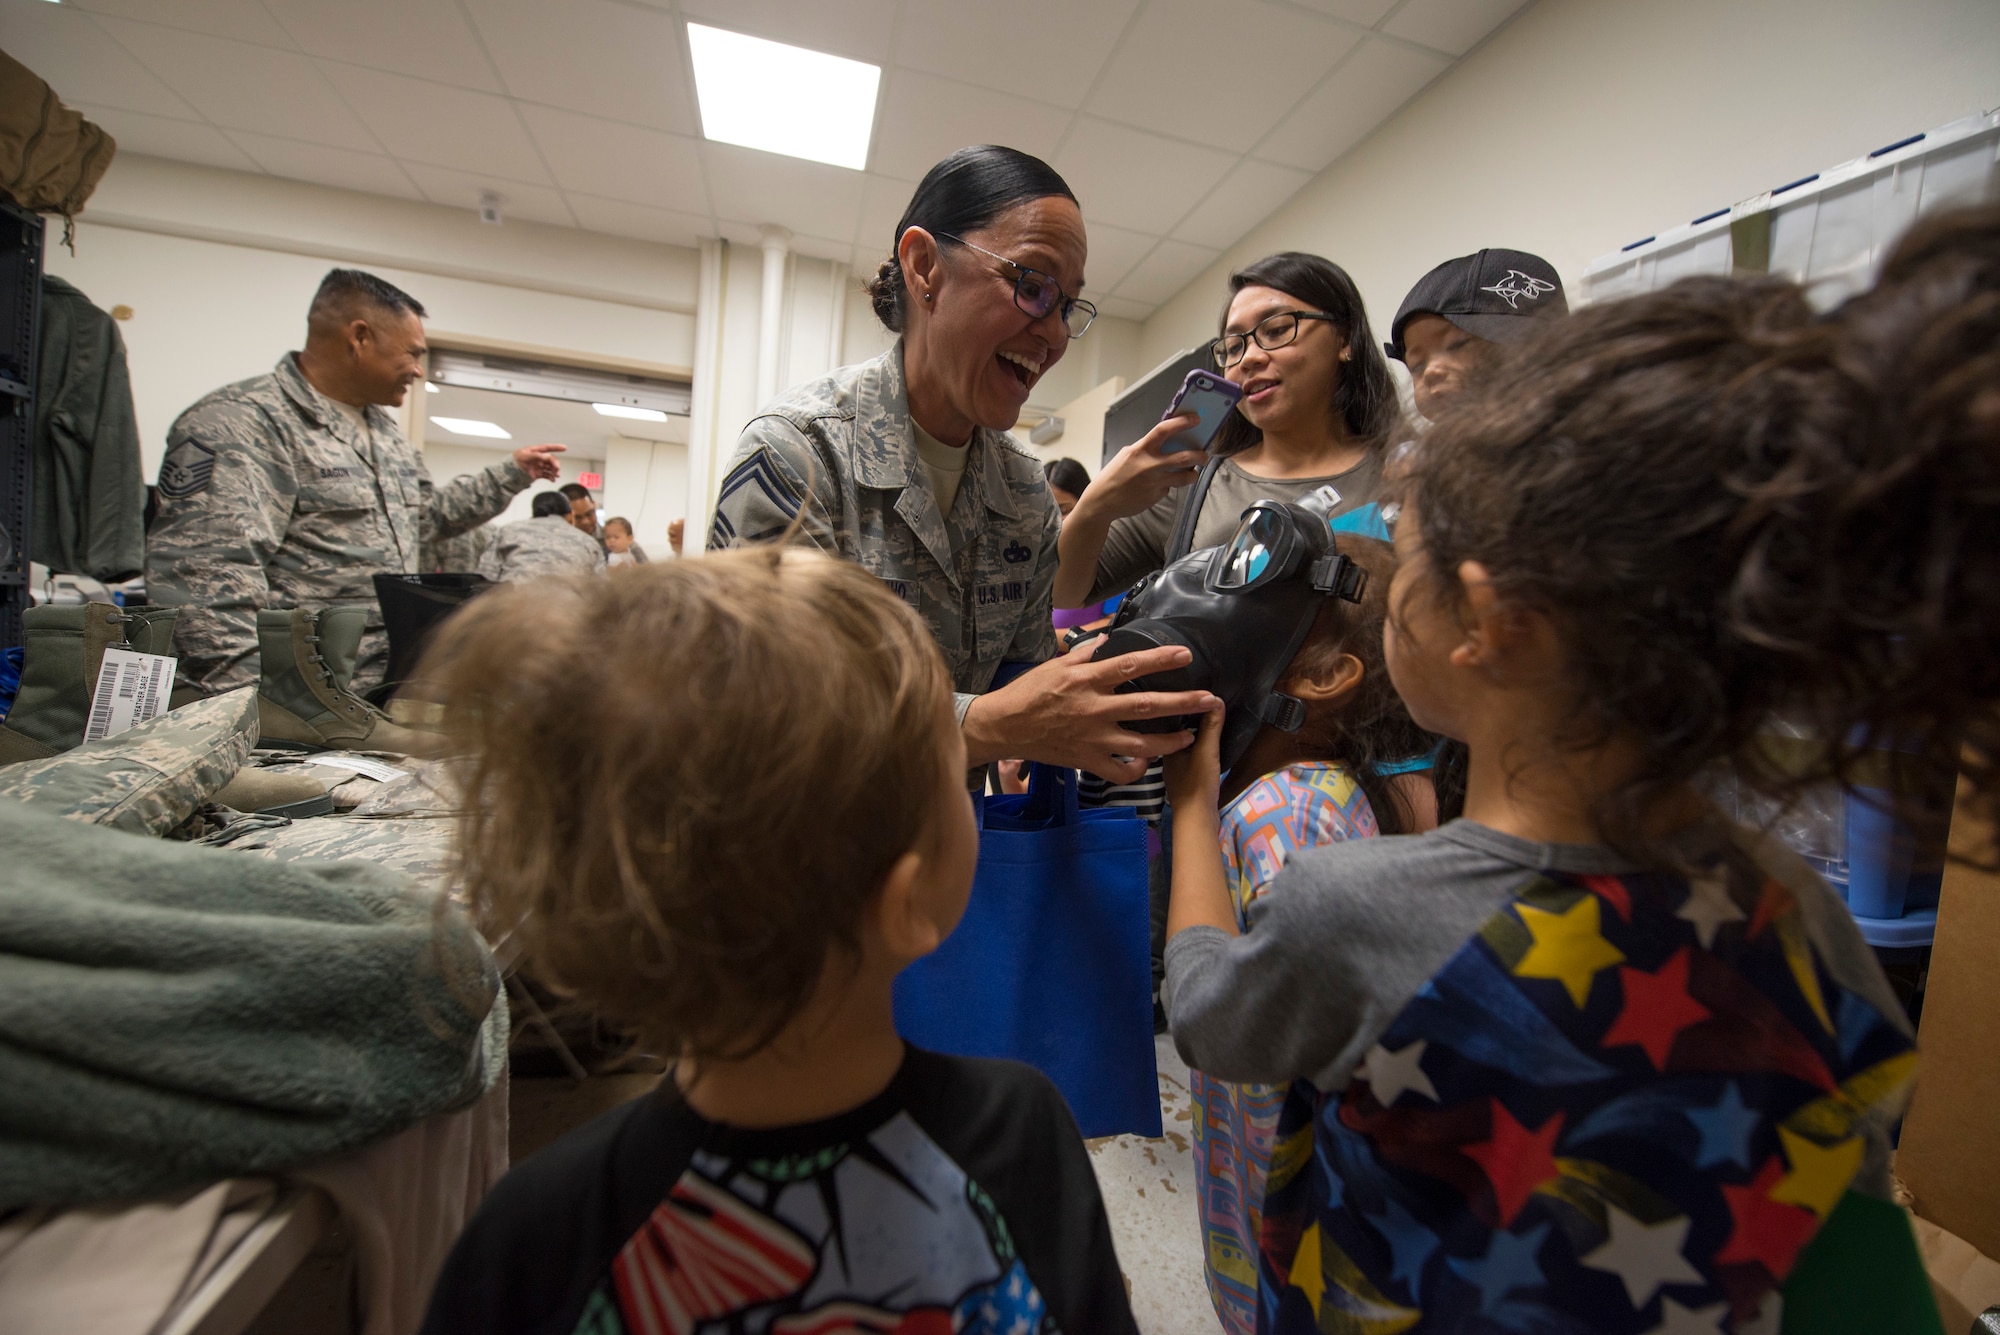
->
xmin=1310 ymin=552 xmax=1368 ymax=602
xmin=1257 ymin=693 xmax=1308 ymax=734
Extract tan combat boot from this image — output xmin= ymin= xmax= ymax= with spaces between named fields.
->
xmin=254 ymin=607 xmax=446 ymax=757
xmin=0 ymin=602 xmax=181 ymax=760
xmin=0 ymin=603 xmax=333 ymax=816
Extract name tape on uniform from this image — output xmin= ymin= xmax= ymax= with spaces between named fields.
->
xmin=84 ymin=648 xmax=179 ymax=742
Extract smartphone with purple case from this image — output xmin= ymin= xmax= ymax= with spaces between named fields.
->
xmin=1159 ymin=368 xmax=1243 ymax=453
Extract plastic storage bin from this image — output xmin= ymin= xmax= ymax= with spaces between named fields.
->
xmin=1581 ymin=110 xmax=2000 ymax=309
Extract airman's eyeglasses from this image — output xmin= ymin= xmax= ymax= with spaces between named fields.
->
xmin=938 ymin=233 xmax=1097 ymax=339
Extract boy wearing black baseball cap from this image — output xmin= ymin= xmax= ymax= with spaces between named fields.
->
xmin=1384 ymin=248 xmax=1567 ymax=419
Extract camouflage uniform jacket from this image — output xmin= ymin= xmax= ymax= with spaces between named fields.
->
xmin=147 ymin=354 xmax=530 ymax=693
xmin=420 ymin=517 xmax=496 ymax=574
xmin=479 ymin=515 xmax=604 ymax=583
xmin=709 ymin=342 xmax=1060 ymax=722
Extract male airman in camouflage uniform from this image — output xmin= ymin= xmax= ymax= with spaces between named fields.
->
xmin=480 ymin=492 xmax=605 ymax=583
xmin=708 ymin=343 xmax=1059 ymax=724
xmin=147 ymin=270 xmax=564 ymax=694
xmin=420 ymin=519 xmax=497 ymax=575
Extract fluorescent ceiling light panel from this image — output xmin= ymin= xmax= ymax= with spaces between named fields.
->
xmin=429 ymin=416 xmax=511 ymax=439
xmin=593 ymin=403 xmax=669 ymax=422
xmin=686 ymin=23 xmax=879 ymax=170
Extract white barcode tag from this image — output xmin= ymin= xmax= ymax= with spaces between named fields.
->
xmin=84 ymin=647 xmax=178 ymax=742
xmin=303 ymin=754 xmax=407 ymax=782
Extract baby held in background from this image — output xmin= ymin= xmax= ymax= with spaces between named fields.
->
xmin=417 ymin=549 xmax=1137 ymax=1335
xmin=1159 ymin=534 xmax=1428 ymax=1335
xmin=1165 ymin=272 xmax=1952 ymax=1334
xmin=602 ymin=515 xmax=644 ymax=567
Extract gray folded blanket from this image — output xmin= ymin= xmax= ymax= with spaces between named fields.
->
xmin=0 ymin=801 xmax=506 ymax=1207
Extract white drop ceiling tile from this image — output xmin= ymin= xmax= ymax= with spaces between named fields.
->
xmin=1113 ymin=238 xmax=1222 ymax=306
xmin=1170 ymin=159 xmax=1313 ymax=249
xmin=1081 ymin=222 xmax=1157 ymax=295
xmin=464 ymin=0 xmax=695 ymax=134
xmin=1382 ymin=0 xmax=1531 ymax=56
xmin=853 ymin=172 xmax=918 ymax=252
xmin=72 ymin=104 xmax=259 ymax=172
xmin=893 ymin=0 xmax=1141 ymax=109
xmin=69 ymin=0 xmax=295 ymax=47
xmin=567 ymin=194 xmax=713 ymax=249
xmin=678 ymin=0 xmax=898 ymax=65
xmin=224 ymin=131 xmax=424 ymax=201
xmin=521 ymin=106 xmax=706 ymax=213
xmin=1253 ymin=38 xmax=1449 ymax=171
xmin=261 ymin=0 xmax=502 ymax=91
xmin=703 ymin=142 xmax=865 ymax=243
xmin=1096 ymin=294 xmax=1157 ymax=323
xmin=91 ymin=18 xmax=379 ymax=150
xmin=868 ymin=70 xmax=1071 ymax=183
xmin=1054 ymin=118 xmax=1234 ymax=234
xmin=1085 ymin=0 xmax=1361 ymax=153
xmin=1287 ymin=0 xmax=1400 ymax=25
xmin=320 ymin=64 xmax=551 ymax=185
xmin=0 ymin=6 xmax=200 ymax=119
xmin=401 ymin=162 xmax=575 ymax=228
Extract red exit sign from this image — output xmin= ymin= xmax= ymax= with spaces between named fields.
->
xmin=578 ymin=471 xmax=603 ymax=490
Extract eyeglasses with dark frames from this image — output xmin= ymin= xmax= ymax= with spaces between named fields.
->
xmin=936 ymin=232 xmax=1097 ymax=339
xmin=1211 ymin=309 xmax=1341 ymax=369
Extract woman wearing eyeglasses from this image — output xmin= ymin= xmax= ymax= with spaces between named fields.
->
xmin=708 ymin=145 xmax=1215 ymax=783
xmin=1052 ymin=253 xmax=1402 ymax=611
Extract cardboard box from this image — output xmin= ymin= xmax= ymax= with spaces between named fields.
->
xmin=1896 ymin=781 xmax=2000 ymax=1262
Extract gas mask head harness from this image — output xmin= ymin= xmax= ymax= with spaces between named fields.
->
xmin=1093 ymin=489 xmax=1370 ymax=771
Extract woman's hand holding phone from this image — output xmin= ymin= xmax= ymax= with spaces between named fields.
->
xmin=1074 ymin=411 xmax=1205 ymax=523
xmin=1051 ymin=410 xmax=1205 ymax=608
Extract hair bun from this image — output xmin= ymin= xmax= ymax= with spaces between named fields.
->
xmin=866 ymin=256 xmax=905 ymax=334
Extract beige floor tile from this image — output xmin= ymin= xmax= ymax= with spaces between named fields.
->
xmin=1088 ymin=1035 xmax=1224 ymax=1335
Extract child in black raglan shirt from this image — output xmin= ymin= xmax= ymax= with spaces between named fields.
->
xmin=418 ymin=549 xmax=1136 ymax=1335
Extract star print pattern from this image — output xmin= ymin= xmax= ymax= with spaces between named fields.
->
xmin=1251 ymin=863 xmax=1917 ymax=1334
xmin=1361 ymin=1040 xmax=1438 ymax=1108
xmin=1580 ymin=1206 xmax=1703 ymax=1307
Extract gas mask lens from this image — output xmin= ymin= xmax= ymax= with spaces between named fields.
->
xmin=1215 ymin=506 xmax=1292 ymax=591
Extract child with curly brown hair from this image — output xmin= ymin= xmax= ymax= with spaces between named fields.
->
xmin=418 ymin=549 xmax=1137 ymax=1335
xmin=1163 ymin=254 xmax=1973 ymax=1331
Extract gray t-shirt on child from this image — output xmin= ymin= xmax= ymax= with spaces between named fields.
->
xmin=1164 ymin=818 xmax=1911 ymax=1105
xmin=1165 ymin=818 xmax=1913 ymax=1204
xmin=1086 ymin=451 xmax=1385 ymax=605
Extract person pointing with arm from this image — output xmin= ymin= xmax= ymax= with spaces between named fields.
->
xmin=147 ymin=268 xmax=562 ymax=696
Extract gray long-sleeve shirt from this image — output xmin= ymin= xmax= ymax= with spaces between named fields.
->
xmin=1166 ymin=819 xmax=1910 ymax=1100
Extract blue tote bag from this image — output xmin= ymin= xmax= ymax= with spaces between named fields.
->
xmin=893 ymin=763 xmax=1161 ymax=1138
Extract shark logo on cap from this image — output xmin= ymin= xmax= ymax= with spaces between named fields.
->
xmin=1481 ymin=270 xmax=1557 ymax=309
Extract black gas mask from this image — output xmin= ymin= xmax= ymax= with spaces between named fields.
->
xmin=1094 ymin=498 xmax=1369 ymax=772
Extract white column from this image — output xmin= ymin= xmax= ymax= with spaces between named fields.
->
xmin=684 ymin=236 xmax=728 ymax=556
xmin=825 ymin=260 xmax=847 ymax=371
xmin=755 ymin=225 xmax=792 ymax=407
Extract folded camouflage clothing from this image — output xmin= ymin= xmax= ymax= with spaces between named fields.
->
xmin=0 ymin=800 xmax=506 ymax=1207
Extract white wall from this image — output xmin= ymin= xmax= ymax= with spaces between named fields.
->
xmin=48 ymin=154 xmax=701 ymax=477
xmin=1138 ymin=0 xmax=2000 ymax=367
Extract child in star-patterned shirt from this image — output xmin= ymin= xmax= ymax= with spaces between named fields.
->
xmin=1162 ymin=271 xmax=1946 ymax=1333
